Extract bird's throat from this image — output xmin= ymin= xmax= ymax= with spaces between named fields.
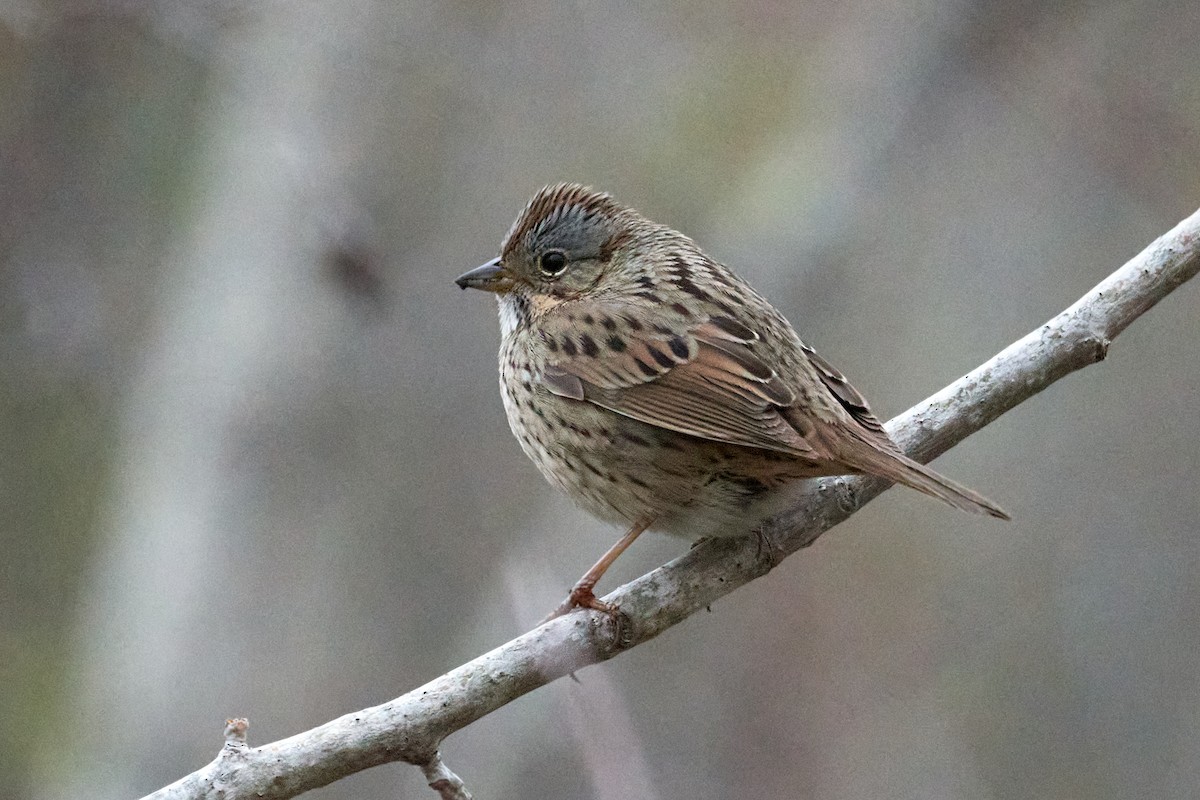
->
xmin=498 ymin=293 xmax=531 ymax=336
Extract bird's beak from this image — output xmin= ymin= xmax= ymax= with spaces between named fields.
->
xmin=455 ymin=257 xmax=512 ymax=293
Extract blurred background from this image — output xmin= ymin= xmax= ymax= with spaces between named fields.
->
xmin=3 ymin=1 xmax=1199 ymax=798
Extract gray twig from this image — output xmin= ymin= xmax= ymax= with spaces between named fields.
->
xmin=419 ymin=752 xmax=474 ymax=800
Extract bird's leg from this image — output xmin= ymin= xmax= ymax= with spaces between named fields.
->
xmin=544 ymin=518 xmax=654 ymax=622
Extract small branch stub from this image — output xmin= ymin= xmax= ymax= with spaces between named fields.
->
xmin=420 ymin=753 xmax=473 ymax=800
xmin=223 ymin=718 xmax=249 ymax=749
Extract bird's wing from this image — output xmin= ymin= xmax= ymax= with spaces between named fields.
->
xmin=794 ymin=341 xmax=898 ymax=451
xmin=538 ymin=308 xmax=825 ymax=456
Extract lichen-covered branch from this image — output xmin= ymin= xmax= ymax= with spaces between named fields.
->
xmin=142 ymin=208 xmax=1200 ymax=800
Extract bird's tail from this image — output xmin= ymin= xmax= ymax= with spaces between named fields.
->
xmin=836 ymin=433 xmax=1011 ymax=520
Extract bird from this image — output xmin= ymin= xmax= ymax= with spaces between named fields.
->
xmin=456 ymin=183 xmax=1008 ymax=619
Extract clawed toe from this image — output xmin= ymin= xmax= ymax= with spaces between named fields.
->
xmin=542 ymin=585 xmax=620 ymax=623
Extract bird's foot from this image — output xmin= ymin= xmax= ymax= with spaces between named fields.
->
xmin=542 ymin=583 xmax=620 ymax=624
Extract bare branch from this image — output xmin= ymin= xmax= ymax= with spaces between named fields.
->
xmin=142 ymin=208 xmax=1200 ymax=800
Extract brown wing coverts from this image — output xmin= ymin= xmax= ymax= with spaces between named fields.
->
xmin=539 ymin=309 xmax=825 ymax=456
xmin=797 ymin=342 xmax=895 ymax=447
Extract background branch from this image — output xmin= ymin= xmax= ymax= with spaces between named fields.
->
xmin=144 ymin=208 xmax=1200 ymax=800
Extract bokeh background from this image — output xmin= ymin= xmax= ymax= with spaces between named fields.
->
xmin=3 ymin=1 xmax=1200 ymax=798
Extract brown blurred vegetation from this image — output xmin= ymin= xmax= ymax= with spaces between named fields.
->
xmin=2 ymin=1 xmax=1199 ymax=798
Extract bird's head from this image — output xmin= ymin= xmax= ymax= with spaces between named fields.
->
xmin=455 ymin=183 xmax=673 ymax=308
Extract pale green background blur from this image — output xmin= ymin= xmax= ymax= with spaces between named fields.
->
xmin=3 ymin=2 xmax=1200 ymax=798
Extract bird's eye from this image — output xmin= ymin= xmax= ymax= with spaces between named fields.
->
xmin=538 ymin=250 xmax=568 ymax=277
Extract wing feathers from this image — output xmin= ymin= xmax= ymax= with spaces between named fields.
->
xmin=798 ymin=342 xmax=893 ymax=444
xmin=534 ymin=303 xmax=904 ymax=462
xmin=537 ymin=308 xmax=819 ymax=456
xmin=542 ymin=365 xmax=585 ymax=400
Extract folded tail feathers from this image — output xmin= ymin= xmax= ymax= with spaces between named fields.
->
xmin=839 ymin=436 xmax=1011 ymax=520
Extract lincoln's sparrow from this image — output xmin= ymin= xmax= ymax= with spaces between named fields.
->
xmin=457 ymin=183 xmax=1008 ymax=617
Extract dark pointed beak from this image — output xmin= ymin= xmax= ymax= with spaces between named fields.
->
xmin=455 ymin=257 xmax=511 ymax=293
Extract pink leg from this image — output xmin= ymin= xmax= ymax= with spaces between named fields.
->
xmin=544 ymin=518 xmax=654 ymax=621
